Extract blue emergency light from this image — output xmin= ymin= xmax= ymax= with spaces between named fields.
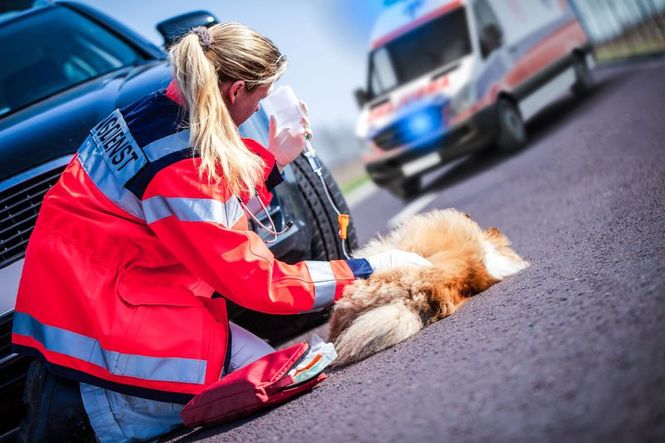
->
xmin=399 ymin=106 xmax=443 ymax=144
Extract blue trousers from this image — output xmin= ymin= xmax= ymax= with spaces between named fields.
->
xmin=80 ymin=323 xmax=274 ymax=442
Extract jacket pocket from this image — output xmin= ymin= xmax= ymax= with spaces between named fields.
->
xmin=114 ymin=285 xmax=210 ymax=384
xmin=118 ymin=270 xmax=204 ymax=307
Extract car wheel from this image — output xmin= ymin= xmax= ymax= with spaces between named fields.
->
xmin=387 ymin=176 xmax=421 ymax=199
xmin=571 ymin=54 xmax=593 ymax=97
xmin=227 ymin=154 xmax=358 ymax=346
xmin=290 ymin=154 xmax=359 ymax=260
xmin=496 ymin=98 xmax=526 ymax=152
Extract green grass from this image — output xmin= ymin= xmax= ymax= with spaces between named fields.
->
xmin=340 ymin=173 xmax=370 ymax=195
xmin=595 ymin=36 xmax=665 ymax=62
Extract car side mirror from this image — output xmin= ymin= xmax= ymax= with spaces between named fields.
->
xmin=354 ymin=88 xmax=369 ymax=109
xmin=480 ymin=24 xmax=503 ymax=57
xmin=157 ymin=11 xmax=219 ymax=48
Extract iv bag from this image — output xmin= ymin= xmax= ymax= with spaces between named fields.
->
xmin=261 ymin=85 xmax=304 ymax=133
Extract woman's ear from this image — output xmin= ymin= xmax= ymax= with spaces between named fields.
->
xmin=220 ymin=80 xmax=246 ymax=105
xmin=229 ymin=80 xmax=246 ymax=104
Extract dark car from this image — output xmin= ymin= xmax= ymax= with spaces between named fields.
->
xmin=0 ymin=1 xmax=356 ymax=439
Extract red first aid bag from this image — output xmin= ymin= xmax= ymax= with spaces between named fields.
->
xmin=180 ymin=342 xmax=326 ymax=427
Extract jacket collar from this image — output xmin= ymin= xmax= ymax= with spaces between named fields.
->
xmin=165 ymin=80 xmax=184 ymax=106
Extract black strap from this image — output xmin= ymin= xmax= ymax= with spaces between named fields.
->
xmin=265 ymin=164 xmax=284 ymax=190
xmin=124 ymin=147 xmax=198 ymax=199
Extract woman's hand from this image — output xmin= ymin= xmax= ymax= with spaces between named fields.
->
xmin=267 ymin=101 xmax=313 ymax=169
xmin=365 ymin=249 xmax=432 ymax=273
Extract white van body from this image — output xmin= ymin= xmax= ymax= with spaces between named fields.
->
xmin=356 ymin=0 xmax=593 ymax=197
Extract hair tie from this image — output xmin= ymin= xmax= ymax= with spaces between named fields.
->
xmin=192 ymin=26 xmax=213 ymax=51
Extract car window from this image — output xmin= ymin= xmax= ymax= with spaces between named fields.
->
xmin=0 ymin=7 xmax=144 ymax=117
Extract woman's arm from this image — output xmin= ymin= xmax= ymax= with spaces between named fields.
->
xmin=141 ymin=156 xmax=371 ymax=315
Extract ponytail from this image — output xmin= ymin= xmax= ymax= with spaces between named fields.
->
xmin=168 ymin=23 xmax=287 ymax=196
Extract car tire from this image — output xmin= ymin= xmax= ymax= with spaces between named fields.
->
xmin=290 ymin=154 xmax=359 ymax=260
xmin=496 ymin=98 xmax=526 ymax=152
xmin=227 ymin=154 xmax=358 ymax=346
xmin=387 ymin=176 xmax=421 ymax=199
xmin=571 ymin=54 xmax=593 ymax=97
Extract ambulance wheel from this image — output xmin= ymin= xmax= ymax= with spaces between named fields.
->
xmin=496 ymin=98 xmax=526 ymax=152
xmin=571 ymin=55 xmax=593 ymax=97
xmin=387 ymin=176 xmax=420 ymax=199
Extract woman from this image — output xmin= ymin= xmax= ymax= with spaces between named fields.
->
xmin=13 ymin=23 xmax=430 ymax=442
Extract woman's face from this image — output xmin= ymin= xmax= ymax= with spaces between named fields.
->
xmin=222 ymin=81 xmax=272 ymax=126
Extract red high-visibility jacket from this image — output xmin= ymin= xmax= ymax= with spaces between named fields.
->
xmin=12 ymin=85 xmax=371 ymax=402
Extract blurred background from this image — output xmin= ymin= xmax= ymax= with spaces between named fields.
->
xmin=573 ymin=0 xmax=665 ymax=62
xmin=78 ymin=0 xmax=665 ymax=192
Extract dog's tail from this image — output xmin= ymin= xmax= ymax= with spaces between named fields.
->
xmin=333 ymin=301 xmax=423 ymax=366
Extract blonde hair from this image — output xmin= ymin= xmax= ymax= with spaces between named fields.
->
xmin=169 ymin=23 xmax=287 ymax=196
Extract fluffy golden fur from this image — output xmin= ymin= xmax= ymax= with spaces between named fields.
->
xmin=329 ymin=209 xmax=529 ymax=365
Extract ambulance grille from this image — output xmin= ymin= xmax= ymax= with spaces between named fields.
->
xmin=0 ymin=161 xmax=68 ymax=269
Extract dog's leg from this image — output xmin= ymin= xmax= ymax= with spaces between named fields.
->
xmin=333 ymin=301 xmax=424 ymax=366
xmin=328 ymin=304 xmax=360 ymax=343
xmin=427 ymin=286 xmax=467 ymax=323
xmin=410 ymin=268 xmax=474 ymax=324
xmin=329 ymin=275 xmax=412 ymax=342
xmin=328 ymin=280 xmax=376 ymax=342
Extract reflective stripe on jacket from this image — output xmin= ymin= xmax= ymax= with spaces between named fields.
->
xmin=12 ymin=87 xmax=371 ymax=402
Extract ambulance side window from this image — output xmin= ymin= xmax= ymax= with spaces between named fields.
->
xmin=369 ymin=47 xmax=398 ymax=99
xmin=474 ymin=0 xmax=503 ymax=58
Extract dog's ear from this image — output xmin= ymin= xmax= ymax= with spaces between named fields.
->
xmin=485 ymin=226 xmax=515 ymax=248
xmin=485 ymin=226 xmax=516 ymax=251
xmin=485 ymin=226 xmax=502 ymax=239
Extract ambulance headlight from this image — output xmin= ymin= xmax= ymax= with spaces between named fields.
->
xmin=401 ymin=108 xmax=441 ymax=140
xmin=450 ymin=83 xmax=476 ymax=117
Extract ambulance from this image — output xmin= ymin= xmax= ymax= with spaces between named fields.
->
xmin=355 ymin=0 xmax=594 ymax=197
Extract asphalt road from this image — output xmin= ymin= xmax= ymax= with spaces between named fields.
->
xmin=173 ymin=59 xmax=665 ymax=442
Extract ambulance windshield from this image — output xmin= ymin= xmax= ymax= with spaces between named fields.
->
xmin=368 ymin=7 xmax=471 ymax=100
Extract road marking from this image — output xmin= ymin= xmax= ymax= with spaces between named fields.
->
xmin=401 ymin=152 xmax=441 ymax=176
xmin=387 ymin=192 xmax=438 ymax=228
xmin=346 ymin=180 xmax=379 ymax=208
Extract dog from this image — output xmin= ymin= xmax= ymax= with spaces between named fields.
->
xmin=329 ymin=209 xmax=529 ymax=365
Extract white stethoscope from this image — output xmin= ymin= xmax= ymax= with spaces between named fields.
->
xmin=238 ymin=139 xmax=352 ymax=258
xmin=238 ymin=194 xmax=291 ymax=243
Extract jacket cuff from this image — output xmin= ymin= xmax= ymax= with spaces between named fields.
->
xmin=344 ymin=258 xmax=373 ymax=279
xmin=265 ymin=164 xmax=284 ymax=190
